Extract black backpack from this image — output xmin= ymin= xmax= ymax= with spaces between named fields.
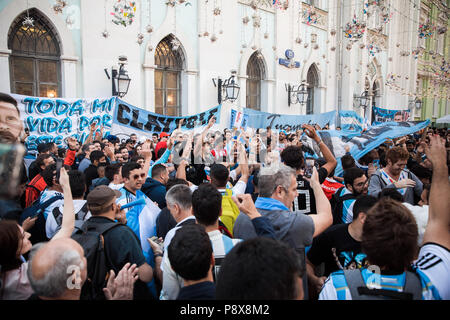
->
xmin=71 ymin=219 xmax=120 ymax=300
xmin=19 ymin=194 xmax=64 ymax=244
xmin=330 ymin=187 xmax=356 ymax=225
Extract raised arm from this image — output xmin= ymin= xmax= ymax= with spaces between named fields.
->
xmin=302 ymin=124 xmax=337 ymax=179
xmin=307 ymin=167 xmax=333 ymax=238
xmin=52 ymin=168 xmax=74 ymax=240
xmin=232 ymin=194 xmax=276 ymax=239
xmin=237 ymin=142 xmax=249 ymax=184
xmin=83 ymin=122 xmax=97 ymax=146
xmin=422 ymin=135 xmax=450 ymax=248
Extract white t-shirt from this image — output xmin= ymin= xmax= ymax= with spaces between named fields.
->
xmin=402 ymin=202 xmax=429 ymax=245
xmin=189 ymin=180 xmax=246 ymax=196
xmin=413 ymin=243 xmax=450 ymax=300
xmin=39 ymin=189 xmax=64 ymax=221
xmin=45 ymin=199 xmax=91 ymax=239
xmin=108 ymin=182 xmax=124 ymax=190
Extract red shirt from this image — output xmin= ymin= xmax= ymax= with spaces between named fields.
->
xmin=25 ymin=174 xmax=47 ymax=207
xmin=155 ymin=141 xmax=167 ymax=158
xmin=321 ymin=177 xmax=344 ymax=200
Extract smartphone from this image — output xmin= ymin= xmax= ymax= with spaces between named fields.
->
xmin=304 ymin=159 xmax=315 ymax=178
xmin=150 ymin=236 xmax=164 ymax=246
xmin=55 ymin=159 xmax=63 ymax=183
xmin=0 ymin=143 xmax=25 ymax=200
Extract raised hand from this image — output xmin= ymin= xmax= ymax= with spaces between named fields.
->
xmin=103 ymin=263 xmax=138 ymax=300
xmin=232 ymin=194 xmax=261 ymax=220
xmin=395 ymin=178 xmax=416 ymax=189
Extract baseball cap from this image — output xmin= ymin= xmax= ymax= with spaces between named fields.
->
xmin=87 ymin=185 xmax=121 ymax=211
xmin=160 ymin=132 xmax=170 ymax=138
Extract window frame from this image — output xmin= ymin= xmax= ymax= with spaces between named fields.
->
xmin=154 ymin=36 xmax=184 ymax=116
xmin=8 ymin=9 xmax=62 ymax=97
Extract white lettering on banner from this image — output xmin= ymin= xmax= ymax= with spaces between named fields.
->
xmin=12 ymin=94 xmax=115 ymax=151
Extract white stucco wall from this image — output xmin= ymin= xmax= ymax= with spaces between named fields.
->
xmin=0 ymin=0 xmax=422 ymax=116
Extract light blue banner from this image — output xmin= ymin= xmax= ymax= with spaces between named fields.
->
xmin=242 ymin=108 xmax=336 ymax=131
xmin=300 ymin=120 xmax=431 ymax=176
xmin=372 ymin=106 xmax=411 ymax=124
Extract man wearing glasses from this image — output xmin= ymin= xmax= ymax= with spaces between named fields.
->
xmin=332 ymin=167 xmax=369 ymax=224
xmin=116 ymin=162 xmax=161 ymax=299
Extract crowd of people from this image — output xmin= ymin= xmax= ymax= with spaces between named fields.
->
xmin=0 ymin=92 xmax=449 ymax=301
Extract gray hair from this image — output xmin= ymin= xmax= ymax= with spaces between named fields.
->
xmin=258 ymin=164 xmax=296 ymax=198
xmin=27 ymin=247 xmax=84 ymax=298
xmin=165 ymin=184 xmax=192 ymax=210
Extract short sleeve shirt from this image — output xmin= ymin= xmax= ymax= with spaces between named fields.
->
xmin=294 ymin=167 xmax=328 ymax=214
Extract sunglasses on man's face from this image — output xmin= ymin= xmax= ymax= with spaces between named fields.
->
xmin=132 ymin=173 xmax=146 ymax=180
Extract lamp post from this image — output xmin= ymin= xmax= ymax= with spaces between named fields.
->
xmin=286 ymin=80 xmax=308 ymax=107
xmin=357 ymin=90 xmax=371 ymax=118
xmin=213 ymin=71 xmax=240 ymax=104
xmin=105 ymin=56 xmax=131 ymax=98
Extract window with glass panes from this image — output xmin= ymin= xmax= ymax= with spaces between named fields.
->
xmin=306 ymin=64 xmax=319 ymax=115
xmin=8 ymin=9 xmax=61 ymax=98
xmin=246 ymin=53 xmax=264 ymax=111
xmin=154 ymin=36 xmax=183 ymax=116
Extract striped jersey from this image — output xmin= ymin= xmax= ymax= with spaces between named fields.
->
xmin=413 ymin=243 xmax=450 ymax=300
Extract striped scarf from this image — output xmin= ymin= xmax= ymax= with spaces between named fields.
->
xmin=380 ymin=169 xmax=408 ymax=195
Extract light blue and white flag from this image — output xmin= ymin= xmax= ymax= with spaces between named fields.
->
xmin=299 ymin=120 xmax=430 ymax=176
xmin=339 ymin=110 xmax=366 ymax=131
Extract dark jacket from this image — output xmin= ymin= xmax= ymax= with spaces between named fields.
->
xmin=141 ymin=178 xmax=167 ymax=209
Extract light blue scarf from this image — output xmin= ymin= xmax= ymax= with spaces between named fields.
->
xmin=255 ymin=197 xmax=290 ymax=211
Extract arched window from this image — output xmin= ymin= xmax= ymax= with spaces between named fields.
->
xmin=8 ymin=8 xmax=61 ymax=97
xmin=246 ymin=52 xmax=265 ymax=111
xmin=154 ymin=35 xmax=184 ymax=116
xmin=306 ymin=64 xmax=319 ymax=115
xmin=372 ymin=80 xmax=380 ymax=108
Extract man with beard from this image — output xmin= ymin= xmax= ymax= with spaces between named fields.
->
xmin=368 ymin=146 xmax=423 ymax=205
xmin=332 ymin=167 xmax=368 ymax=224
xmin=0 ymin=93 xmax=23 ymax=144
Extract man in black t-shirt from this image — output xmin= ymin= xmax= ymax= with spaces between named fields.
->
xmin=306 ymin=195 xmax=377 ymax=297
xmin=84 ymin=185 xmax=155 ymax=299
xmin=281 ymin=124 xmax=337 ymax=214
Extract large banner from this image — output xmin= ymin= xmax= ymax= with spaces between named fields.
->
xmin=12 ymin=94 xmax=115 ymax=151
xmin=11 ymin=94 xmax=223 ymax=150
xmin=111 ymin=98 xmax=222 ymax=139
xmin=300 ymin=120 xmax=431 ymax=176
xmin=242 ymin=108 xmax=336 ymax=130
xmin=372 ymin=106 xmax=411 ymax=124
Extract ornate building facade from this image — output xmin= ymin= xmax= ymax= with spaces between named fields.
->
xmin=0 ymin=0 xmax=448 ymax=123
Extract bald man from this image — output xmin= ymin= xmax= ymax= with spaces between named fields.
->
xmin=27 ymin=238 xmax=138 ymax=300
xmin=27 ymin=238 xmax=87 ymax=300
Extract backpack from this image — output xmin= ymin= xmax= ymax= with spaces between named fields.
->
xmin=343 ymin=269 xmax=422 ymax=300
xmin=52 ymin=203 xmax=89 ymax=235
xmin=19 ymin=194 xmax=64 ymax=244
xmin=71 ymin=219 xmax=120 ymax=300
xmin=220 ymin=189 xmax=240 ymax=237
xmin=330 ymin=187 xmax=356 ymax=225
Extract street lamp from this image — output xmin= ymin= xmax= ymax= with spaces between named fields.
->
xmin=286 ymin=80 xmax=308 ymax=107
xmin=356 ymin=90 xmax=371 ymax=117
xmin=414 ymin=98 xmax=422 ymax=110
xmin=105 ymin=55 xmax=131 ymax=98
xmin=212 ymin=70 xmax=240 ymax=104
